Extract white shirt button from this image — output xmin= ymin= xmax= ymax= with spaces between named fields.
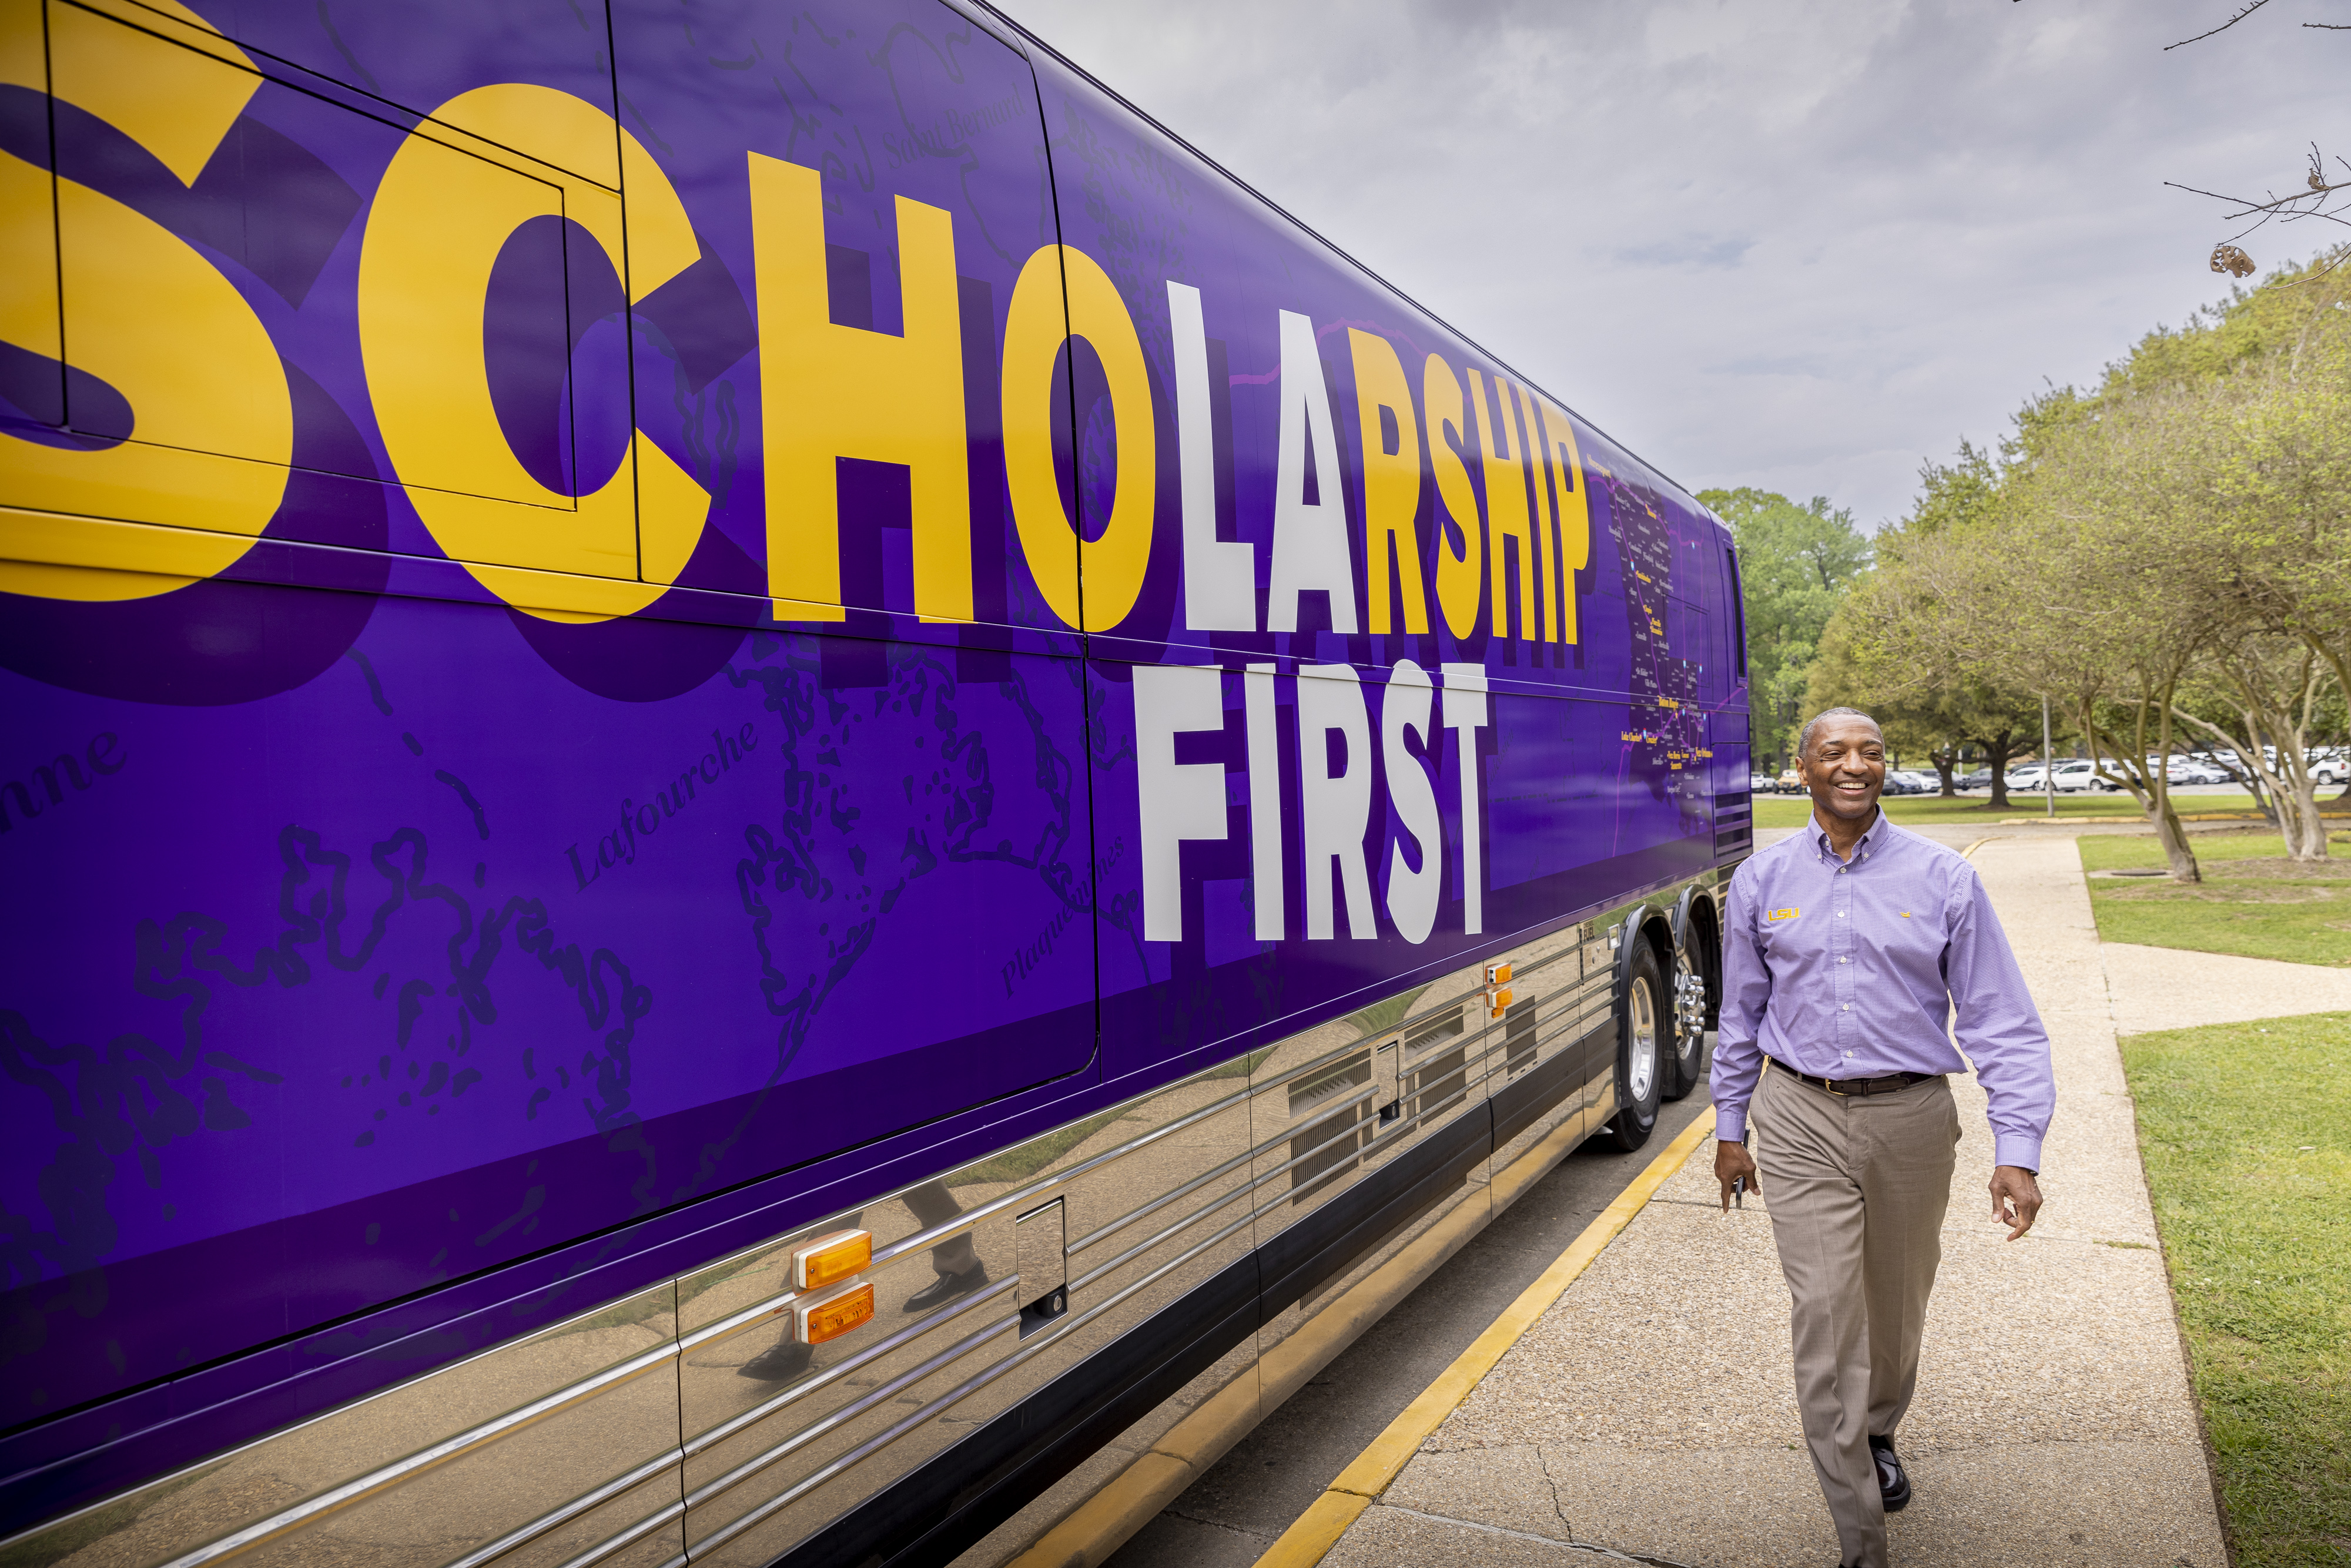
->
xmin=1838 ymin=956 xmax=1848 ymax=963
xmin=1842 ymin=1003 xmax=1851 ymax=1010
xmin=1844 ymin=1050 xmax=1854 ymax=1057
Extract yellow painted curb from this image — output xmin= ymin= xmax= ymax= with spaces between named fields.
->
xmin=1250 ymin=1105 xmax=1719 ymax=1568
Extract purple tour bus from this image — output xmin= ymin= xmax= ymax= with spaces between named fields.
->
xmin=0 ymin=0 xmax=1752 ymax=1561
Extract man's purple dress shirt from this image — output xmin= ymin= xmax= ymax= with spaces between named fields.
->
xmin=1710 ymin=812 xmax=2054 ymax=1170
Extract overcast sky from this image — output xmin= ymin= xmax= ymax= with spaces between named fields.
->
xmin=991 ymin=0 xmax=2346 ymax=528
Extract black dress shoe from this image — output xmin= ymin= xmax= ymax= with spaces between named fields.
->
xmin=1870 ymin=1433 xmax=1911 ymax=1512
xmin=903 ymin=1262 xmax=988 ymax=1312
xmin=736 ymin=1338 xmax=813 ymax=1381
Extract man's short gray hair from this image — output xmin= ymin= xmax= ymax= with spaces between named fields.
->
xmin=1797 ymin=706 xmax=1880 ymax=760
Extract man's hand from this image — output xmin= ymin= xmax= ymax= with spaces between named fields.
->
xmin=1989 ymin=1165 xmax=2042 ymax=1240
xmin=1716 ymin=1139 xmax=1760 ymax=1212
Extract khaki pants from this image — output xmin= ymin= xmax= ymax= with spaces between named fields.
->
xmin=1751 ymin=1064 xmax=1960 ymax=1568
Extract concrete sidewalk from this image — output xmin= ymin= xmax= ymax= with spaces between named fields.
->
xmin=2102 ymin=940 xmax=2351 ymax=1033
xmin=1316 ymin=836 xmax=2233 ymax=1568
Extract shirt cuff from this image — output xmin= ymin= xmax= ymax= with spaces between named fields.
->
xmin=1993 ymin=1133 xmax=2042 ymax=1171
xmin=1715 ymin=1107 xmax=1747 ymax=1145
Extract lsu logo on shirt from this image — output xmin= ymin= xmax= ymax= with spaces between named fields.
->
xmin=1765 ymin=907 xmax=1800 ymax=923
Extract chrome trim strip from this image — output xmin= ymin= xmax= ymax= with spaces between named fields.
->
xmin=1067 ymin=1174 xmax=1254 ymax=1294
xmin=866 ymin=1081 xmax=1254 ymax=1271
xmin=548 ymin=1497 xmax=685 ymax=1568
xmin=1247 ymin=1091 xmax=1483 ymax=1225
xmin=684 ymin=1305 xmax=1020 ymax=1513
xmin=682 ymin=1275 xmax=1021 ymax=1459
xmin=679 ymin=1285 xmax=803 ymax=1358
xmin=1513 ymin=946 xmax=1579 ymax=979
xmin=1270 ymin=1079 xmax=1381 ymax=1130
xmin=1255 ymin=1037 xmax=1415 ymax=1097
xmin=441 ymin=1448 xmax=682 ymax=1568
xmin=1243 ymin=1093 xmax=1422 ymax=1201
xmin=154 ymin=1340 xmax=679 ymax=1568
xmin=1064 ymin=1140 xmax=1257 ymax=1258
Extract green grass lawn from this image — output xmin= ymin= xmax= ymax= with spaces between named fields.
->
xmin=2122 ymin=1010 xmax=2351 ymax=1567
xmin=2079 ymin=832 xmax=2351 ymax=969
xmin=1750 ymin=791 xmax=2268 ymax=829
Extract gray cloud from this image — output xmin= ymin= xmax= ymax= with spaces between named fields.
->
xmin=1613 ymin=237 xmax=1756 ymax=270
xmin=991 ymin=0 xmax=2346 ymax=525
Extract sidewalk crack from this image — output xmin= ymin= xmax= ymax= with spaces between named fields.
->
xmin=1538 ymin=1445 xmax=1575 ymax=1536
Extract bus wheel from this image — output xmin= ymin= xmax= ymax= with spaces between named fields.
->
xmin=1605 ymin=943 xmax=1669 ymax=1151
xmin=1661 ymin=955 xmax=1707 ymax=1103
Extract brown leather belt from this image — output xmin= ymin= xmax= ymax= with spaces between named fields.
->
xmin=1767 ymin=1058 xmax=1942 ymax=1097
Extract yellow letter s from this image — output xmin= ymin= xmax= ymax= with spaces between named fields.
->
xmin=0 ymin=0 xmax=293 ymax=602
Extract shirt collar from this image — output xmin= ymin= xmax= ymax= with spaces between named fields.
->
xmin=1813 ymin=806 xmax=1885 ymax=865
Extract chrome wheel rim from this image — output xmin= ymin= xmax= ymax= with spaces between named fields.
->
xmin=1627 ymin=975 xmax=1659 ymax=1103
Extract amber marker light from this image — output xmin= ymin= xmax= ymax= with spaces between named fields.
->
xmin=1485 ymin=963 xmax=1513 ymax=987
xmin=1487 ymin=987 xmax=1514 ymax=1020
xmin=794 ymin=1281 xmax=876 ymax=1346
xmin=792 ymin=1228 xmax=873 ymax=1292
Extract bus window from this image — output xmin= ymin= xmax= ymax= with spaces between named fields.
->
xmin=1726 ymin=545 xmax=1750 ymax=680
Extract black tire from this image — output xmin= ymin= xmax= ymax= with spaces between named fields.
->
xmin=1603 ymin=941 xmax=1669 ymax=1151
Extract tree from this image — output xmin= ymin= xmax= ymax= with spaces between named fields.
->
xmin=1861 ymin=251 xmax=2351 ymax=875
xmin=1812 ymin=447 xmax=2047 ymax=808
xmin=1696 ymin=488 xmax=1872 ymax=771
xmin=1991 ymin=395 xmax=2223 ymax=879
xmin=1810 ymin=599 xmax=2045 ymax=806
xmin=2072 ymin=256 xmax=2351 ymax=856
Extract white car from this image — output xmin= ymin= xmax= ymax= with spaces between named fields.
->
xmin=2048 ymin=760 xmax=2119 ymax=793
xmin=2007 ymin=765 xmax=2048 ymax=792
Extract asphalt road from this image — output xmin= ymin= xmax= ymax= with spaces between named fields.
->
xmin=1103 ymin=1080 xmax=1719 ymax=1568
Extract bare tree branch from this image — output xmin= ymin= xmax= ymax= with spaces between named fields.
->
xmin=2165 ymin=176 xmax=2351 ymax=219
xmin=2165 ymin=0 xmax=2274 ymax=49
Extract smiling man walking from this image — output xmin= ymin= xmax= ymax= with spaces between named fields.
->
xmin=1712 ymin=708 xmax=2053 ymax=1568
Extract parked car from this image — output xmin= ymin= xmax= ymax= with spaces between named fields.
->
xmin=1890 ymin=769 xmax=1941 ymax=795
xmin=1777 ymin=768 xmax=1803 ymax=793
xmin=2049 ymin=760 xmax=2120 ymax=793
xmin=1955 ymin=768 xmax=1995 ymax=791
xmin=2309 ymin=750 xmax=2347 ymax=786
xmin=2008 ymin=764 xmax=2048 ymax=792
